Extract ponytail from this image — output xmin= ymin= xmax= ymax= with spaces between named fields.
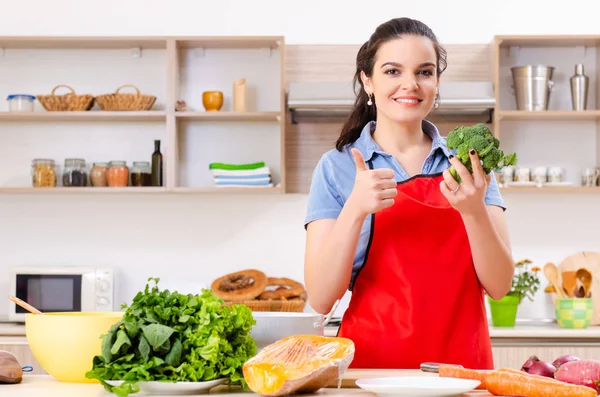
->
xmin=335 ymin=42 xmax=376 ymax=151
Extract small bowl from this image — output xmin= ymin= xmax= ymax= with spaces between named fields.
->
xmin=202 ymin=91 xmax=223 ymax=112
xmin=555 ymin=298 xmax=593 ymax=329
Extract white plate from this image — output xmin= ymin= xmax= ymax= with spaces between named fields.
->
xmin=104 ymin=378 xmax=227 ymax=395
xmin=355 ymin=376 xmax=481 ymax=397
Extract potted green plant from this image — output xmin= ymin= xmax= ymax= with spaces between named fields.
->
xmin=488 ymin=259 xmax=541 ymax=327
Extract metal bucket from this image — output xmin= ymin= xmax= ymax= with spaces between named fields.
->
xmin=511 ymin=65 xmax=554 ymax=111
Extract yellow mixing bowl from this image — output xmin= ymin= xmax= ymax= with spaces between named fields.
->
xmin=26 ymin=311 xmax=123 ymax=383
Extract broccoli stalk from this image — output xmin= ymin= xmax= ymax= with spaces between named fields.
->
xmin=446 ymin=123 xmax=517 ymax=183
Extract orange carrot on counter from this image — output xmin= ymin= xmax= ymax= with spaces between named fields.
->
xmin=486 ymin=367 xmax=597 ymax=397
xmin=438 ymin=364 xmax=492 ymax=390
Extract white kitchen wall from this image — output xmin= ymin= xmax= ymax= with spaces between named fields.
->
xmin=1 ymin=0 xmax=600 ymax=321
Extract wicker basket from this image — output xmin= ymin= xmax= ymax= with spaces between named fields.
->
xmin=95 ymin=84 xmax=156 ymax=111
xmin=224 ymin=299 xmax=306 ymax=312
xmin=36 ymin=85 xmax=94 ymax=111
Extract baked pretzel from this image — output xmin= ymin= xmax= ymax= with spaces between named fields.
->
xmin=211 ymin=269 xmax=268 ymax=301
xmin=257 ymin=277 xmax=306 ymax=300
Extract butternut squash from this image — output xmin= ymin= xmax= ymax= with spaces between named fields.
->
xmin=243 ymin=334 xmax=355 ymax=396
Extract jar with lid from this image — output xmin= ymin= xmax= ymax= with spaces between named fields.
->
xmin=8 ymin=94 xmax=35 ymax=112
xmin=90 ymin=162 xmax=109 ymax=187
xmin=31 ymin=159 xmax=57 ymax=187
xmin=62 ymin=158 xmax=88 ymax=187
xmin=107 ymin=161 xmax=129 ymax=187
xmin=130 ymin=161 xmax=152 ymax=186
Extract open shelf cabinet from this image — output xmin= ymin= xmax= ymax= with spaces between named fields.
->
xmin=492 ymin=35 xmax=600 ymax=191
xmin=0 ymin=36 xmax=285 ymax=194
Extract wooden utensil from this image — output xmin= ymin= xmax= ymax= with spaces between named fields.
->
xmin=561 ymin=271 xmax=577 ymax=297
xmin=8 ymin=295 xmax=42 ymax=315
xmin=544 ymin=263 xmax=567 ymax=299
xmin=576 ymin=268 xmax=593 ymax=298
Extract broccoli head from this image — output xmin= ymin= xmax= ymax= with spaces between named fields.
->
xmin=445 ymin=123 xmax=518 ymax=183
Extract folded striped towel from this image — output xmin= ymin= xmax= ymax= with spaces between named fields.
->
xmin=209 ymin=162 xmax=272 ymax=187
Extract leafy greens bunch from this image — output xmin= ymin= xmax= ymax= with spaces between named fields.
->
xmin=446 ymin=123 xmax=517 ymax=183
xmin=85 ymin=277 xmax=257 ymax=397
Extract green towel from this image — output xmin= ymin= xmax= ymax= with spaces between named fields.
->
xmin=208 ymin=161 xmax=265 ymax=170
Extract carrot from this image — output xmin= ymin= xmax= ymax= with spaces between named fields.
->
xmin=438 ymin=364 xmax=492 ymax=390
xmin=486 ymin=367 xmax=597 ymax=397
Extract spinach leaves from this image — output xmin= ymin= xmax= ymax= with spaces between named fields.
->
xmin=85 ymin=278 xmax=257 ymax=396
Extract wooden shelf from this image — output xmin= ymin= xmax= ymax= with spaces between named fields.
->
xmin=0 ymin=36 xmax=167 ymax=49
xmin=176 ymin=37 xmax=282 ymax=49
xmin=496 ymin=35 xmax=600 ymax=48
xmin=0 ymin=111 xmax=167 ymax=122
xmin=500 ymin=186 xmax=600 ymax=193
xmin=0 ymin=187 xmax=282 ymax=194
xmin=171 ymin=187 xmax=282 ymax=194
xmin=0 ymin=187 xmax=167 ymax=194
xmin=175 ymin=111 xmax=280 ymax=122
xmin=497 ymin=110 xmax=600 ymax=120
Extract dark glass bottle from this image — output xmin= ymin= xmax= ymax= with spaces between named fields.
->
xmin=151 ymin=140 xmax=163 ymax=187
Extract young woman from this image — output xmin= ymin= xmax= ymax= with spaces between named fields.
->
xmin=303 ymin=17 xmax=514 ymax=370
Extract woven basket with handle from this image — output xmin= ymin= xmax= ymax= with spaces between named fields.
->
xmin=95 ymin=84 xmax=156 ymax=111
xmin=36 ymin=85 xmax=94 ymax=111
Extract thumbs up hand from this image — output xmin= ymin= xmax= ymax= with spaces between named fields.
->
xmin=347 ymin=148 xmax=398 ymax=217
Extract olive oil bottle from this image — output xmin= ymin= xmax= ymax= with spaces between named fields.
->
xmin=151 ymin=139 xmax=163 ymax=186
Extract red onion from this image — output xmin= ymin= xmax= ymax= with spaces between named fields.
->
xmin=552 ymin=354 xmax=580 ymax=369
xmin=527 ymin=360 xmax=556 ymax=378
xmin=521 ymin=355 xmax=540 ymax=372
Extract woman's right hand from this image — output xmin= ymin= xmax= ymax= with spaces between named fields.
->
xmin=346 ymin=148 xmax=398 ymax=217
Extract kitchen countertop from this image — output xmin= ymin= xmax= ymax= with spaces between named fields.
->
xmin=1 ymin=370 xmax=465 ymax=397
xmin=2 ymin=322 xmax=600 ymax=344
xmin=323 ymin=324 xmax=600 ymax=339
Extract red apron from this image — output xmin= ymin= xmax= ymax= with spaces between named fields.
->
xmin=338 ymin=169 xmax=493 ymax=370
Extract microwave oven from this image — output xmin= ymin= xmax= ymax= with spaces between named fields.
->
xmin=8 ymin=267 xmax=114 ymax=322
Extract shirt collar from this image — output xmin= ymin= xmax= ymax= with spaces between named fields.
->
xmin=352 ymin=119 xmax=451 ymax=162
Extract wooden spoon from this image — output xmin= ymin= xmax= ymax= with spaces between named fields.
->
xmin=8 ymin=295 xmax=42 ymax=315
xmin=561 ymin=271 xmax=578 ymax=298
xmin=544 ymin=263 xmax=567 ymax=299
xmin=576 ymin=268 xmax=593 ymax=298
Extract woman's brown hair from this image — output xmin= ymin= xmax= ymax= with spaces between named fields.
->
xmin=335 ymin=17 xmax=448 ymax=151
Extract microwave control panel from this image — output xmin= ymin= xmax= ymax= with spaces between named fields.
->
xmin=95 ymin=268 xmax=114 ymax=310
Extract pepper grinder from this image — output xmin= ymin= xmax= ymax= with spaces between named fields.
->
xmin=570 ymin=63 xmax=589 ymax=111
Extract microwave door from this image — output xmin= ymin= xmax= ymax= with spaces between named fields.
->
xmin=15 ymin=274 xmax=82 ymax=313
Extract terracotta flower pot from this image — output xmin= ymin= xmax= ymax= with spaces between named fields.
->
xmin=202 ymin=91 xmax=223 ymax=112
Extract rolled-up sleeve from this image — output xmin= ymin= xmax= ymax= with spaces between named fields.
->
xmin=485 ymin=172 xmax=506 ymax=210
xmin=304 ymin=155 xmax=344 ymax=228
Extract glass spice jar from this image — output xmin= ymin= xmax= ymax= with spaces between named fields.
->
xmin=31 ymin=159 xmax=57 ymax=187
xmin=106 ymin=161 xmax=129 ymax=187
xmin=62 ymin=158 xmax=88 ymax=187
xmin=90 ymin=162 xmax=109 ymax=187
xmin=130 ymin=161 xmax=152 ymax=186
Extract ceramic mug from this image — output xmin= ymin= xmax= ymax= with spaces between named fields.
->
xmin=202 ymin=91 xmax=223 ymax=112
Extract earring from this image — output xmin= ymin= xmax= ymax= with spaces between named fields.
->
xmin=367 ymin=94 xmax=373 ymax=106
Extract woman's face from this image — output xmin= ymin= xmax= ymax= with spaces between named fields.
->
xmin=362 ymin=35 xmax=439 ymax=126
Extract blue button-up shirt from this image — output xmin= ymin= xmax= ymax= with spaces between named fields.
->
xmin=304 ymin=120 xmax=506 ymax=282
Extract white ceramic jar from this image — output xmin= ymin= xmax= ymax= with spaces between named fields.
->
xmin=7 ymin=94 xmax=35 ymax=112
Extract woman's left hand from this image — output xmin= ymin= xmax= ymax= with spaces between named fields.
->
xmin=440 ymin=149 xmax=491 ymax=216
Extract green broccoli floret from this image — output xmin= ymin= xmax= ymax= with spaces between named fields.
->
xmin=445 ymin=123 xmax=518 ymax=183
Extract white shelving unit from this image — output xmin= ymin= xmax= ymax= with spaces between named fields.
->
xmin=0 ymin=36 xmax=285 ymax=194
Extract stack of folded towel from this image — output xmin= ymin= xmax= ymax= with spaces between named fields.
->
xmin=209 ymin=161 xmax=273 ymax=188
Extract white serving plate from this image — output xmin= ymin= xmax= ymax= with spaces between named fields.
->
xmin=105 ymin=378 xmax=227 ymax=395
xmin=355 ymin=376 xmax=481 ymax=397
